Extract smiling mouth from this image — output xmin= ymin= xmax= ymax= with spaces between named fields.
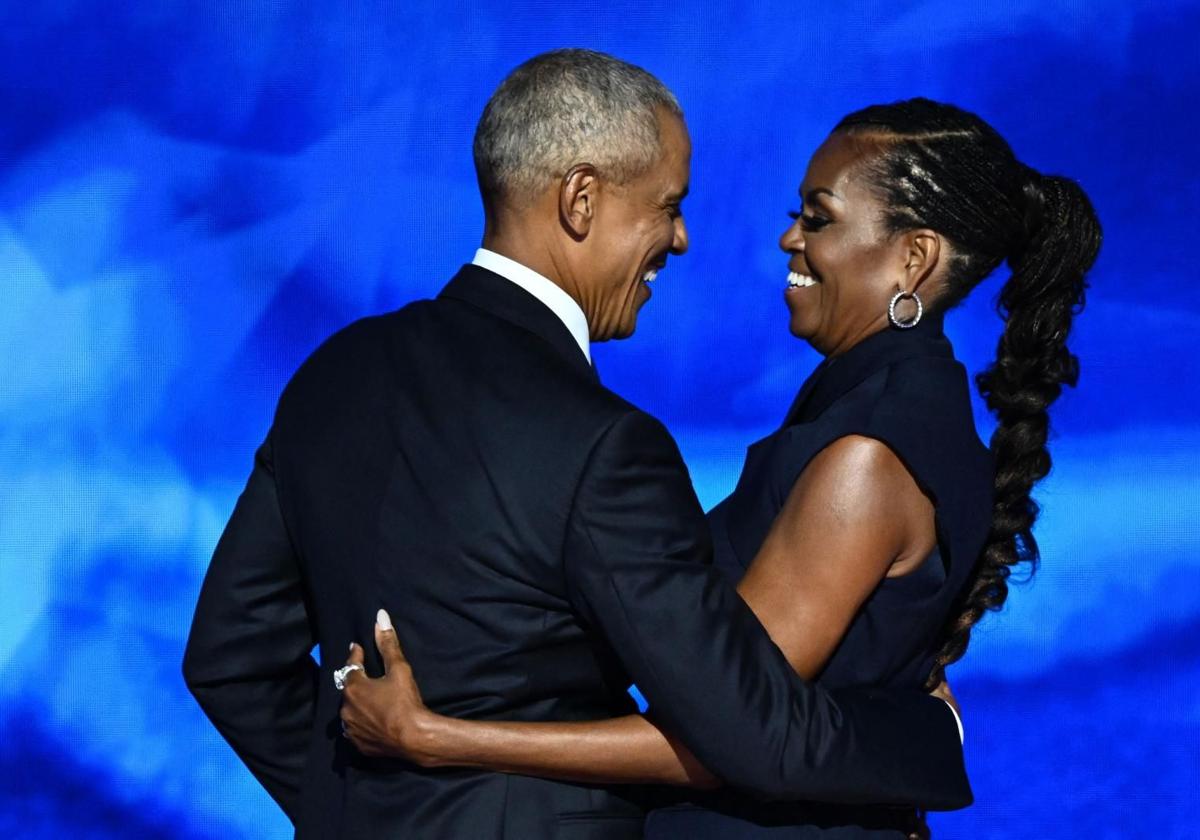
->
xmin=641 ymin=267 xmax=660 ymax=285
xmin=787 ymin=270 xmax=818 ymax=288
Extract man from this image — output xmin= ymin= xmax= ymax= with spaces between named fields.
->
xmin=183 ymin=49 xmax=968 ymax=839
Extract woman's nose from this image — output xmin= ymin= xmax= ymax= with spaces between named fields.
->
xmin=779 ymin=219 xmax=804 ymax=253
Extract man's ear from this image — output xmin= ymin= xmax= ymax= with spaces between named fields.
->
xmin=560 ymin=164 xmax=598 ymax=240
xmin=901 ymin=229 xmax=942 ymax=295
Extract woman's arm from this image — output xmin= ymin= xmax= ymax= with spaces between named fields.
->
xmin=339 ymin=626 xmax=717 ymax=787
xmin=339 ymin=434 xmax=933 ymax=786
xmin=736 ymin=434 xmax=935 ymax=679
xmin=421 ymin=714 xmax=719 ymax=787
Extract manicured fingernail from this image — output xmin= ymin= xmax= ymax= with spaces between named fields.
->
xmin=349 ymin=642 xmax=356 ymax=652
xmin=376 ymin=608 xmax=393 ymax=631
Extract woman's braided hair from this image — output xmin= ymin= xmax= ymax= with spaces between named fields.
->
xmin=834 ymin=99 xmax=1102 ymax=687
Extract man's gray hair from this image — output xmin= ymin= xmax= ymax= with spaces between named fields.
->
xmin=474 ymin=49 xmax=683 ymax=204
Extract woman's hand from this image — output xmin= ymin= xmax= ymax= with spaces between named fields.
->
xmin=339 ymin=609 xmax=440 ymax=764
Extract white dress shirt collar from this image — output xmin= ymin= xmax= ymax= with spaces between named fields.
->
xmin=472 ymin=248 xmax=591 ymax=364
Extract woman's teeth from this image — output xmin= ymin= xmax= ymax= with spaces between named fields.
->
xmin=642 ymin=269 xmax=659 ymax=284
xmin=787 ymin=271 xmax=817 ymax=288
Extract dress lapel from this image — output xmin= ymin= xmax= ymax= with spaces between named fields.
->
xmin=782 ymin=315 xmax=953 ymax=427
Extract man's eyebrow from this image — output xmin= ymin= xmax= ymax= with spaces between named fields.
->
xmin=665 ymin=186 xmax=690 ymax=203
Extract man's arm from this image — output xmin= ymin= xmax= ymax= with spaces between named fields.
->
xmin=562 ymin=410 xmax=970 ymax=808
xmin=182 ymin=433 xmax=317 ymax=823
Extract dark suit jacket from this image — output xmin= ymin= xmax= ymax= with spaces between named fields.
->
xmin=183 ymin=264 xmax=970 ymax=839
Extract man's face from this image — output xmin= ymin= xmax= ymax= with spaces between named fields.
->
xmin=580 ymin=112 xmax=691 ymax=341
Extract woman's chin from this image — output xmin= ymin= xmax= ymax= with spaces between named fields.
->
xmin=787 ymin=320 xmax=831 ymax=356
xmin=784 ymin=293 xmax=818 ymax=340
xmin=786 ymin=316 xmax=815 ymax=342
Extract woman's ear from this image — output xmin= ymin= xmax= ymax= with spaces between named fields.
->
xmin=560 ymin=164 xmax=598 ymax=241
xmin=901 ymin=229 xmax=942 ymax=294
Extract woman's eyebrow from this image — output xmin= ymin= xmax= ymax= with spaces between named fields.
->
xmin=802 ymin=187 xmax=839 ymax=203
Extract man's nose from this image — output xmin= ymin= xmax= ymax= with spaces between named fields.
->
xmin=670 ymin=216 xmax=689 ymax=255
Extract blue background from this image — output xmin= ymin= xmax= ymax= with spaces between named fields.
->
xmin=1 ymin=1 xmax=1197 ymax=837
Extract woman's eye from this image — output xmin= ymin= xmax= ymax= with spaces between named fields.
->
xmin=788 ymin=210 xmax=830 ymax=231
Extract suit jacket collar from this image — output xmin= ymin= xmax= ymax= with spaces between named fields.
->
xmin=783 ymin=313 xmax=953 ymax=426
xmin=439 ymin=264 xmax=598 ymax=382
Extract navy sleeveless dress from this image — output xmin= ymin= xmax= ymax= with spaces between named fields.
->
xmin=646 ymin=316 xmax=993 ymax=838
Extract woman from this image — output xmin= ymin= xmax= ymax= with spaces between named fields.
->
xmin=338 ymin=98 xmax=1102 ymax=836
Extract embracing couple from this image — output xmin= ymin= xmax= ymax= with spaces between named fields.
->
xmin=183 ymin=49 xmax=1100 ymax=839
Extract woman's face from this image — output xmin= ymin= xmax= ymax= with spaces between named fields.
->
xmin=779 ymin=132 xmax=916 ymax=357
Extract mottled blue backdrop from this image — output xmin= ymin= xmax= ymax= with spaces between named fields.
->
xmin=1 ymin=1 xmax=1197 ymax=837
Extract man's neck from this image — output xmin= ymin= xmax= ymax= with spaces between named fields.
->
xmin=481 ymin=239 xmax=561 ymax=292
xmin=471 ymin=246 xmax=593 ymax=364
xmin=481 ymin=205 xmax=587 ymax=311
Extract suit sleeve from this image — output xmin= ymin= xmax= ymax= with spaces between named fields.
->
xmin=182 ymin=432 xmax=317 ymax=823
xmin=562 ymin=411 xmax=971 ymax=808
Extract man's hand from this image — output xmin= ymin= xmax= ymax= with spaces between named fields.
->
xmin=339 ymin=609 xmax=438 ymax=763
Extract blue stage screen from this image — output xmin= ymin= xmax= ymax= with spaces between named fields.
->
xmin=1 ymin=2 xmax=1196 ymax=837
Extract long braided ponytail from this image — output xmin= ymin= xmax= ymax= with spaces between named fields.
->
xmin=834 ymin=99 xmax=1103 ymax=687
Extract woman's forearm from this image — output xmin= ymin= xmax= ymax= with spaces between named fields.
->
xmin=409 ymin=711 xmax=720 ymax=788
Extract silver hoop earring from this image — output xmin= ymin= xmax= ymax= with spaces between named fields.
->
xmin=888 ymin=289 xmax=923 ymax=329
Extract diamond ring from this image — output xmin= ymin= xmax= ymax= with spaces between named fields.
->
xmin=333 ymin=663 xmax=364 ymax=691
